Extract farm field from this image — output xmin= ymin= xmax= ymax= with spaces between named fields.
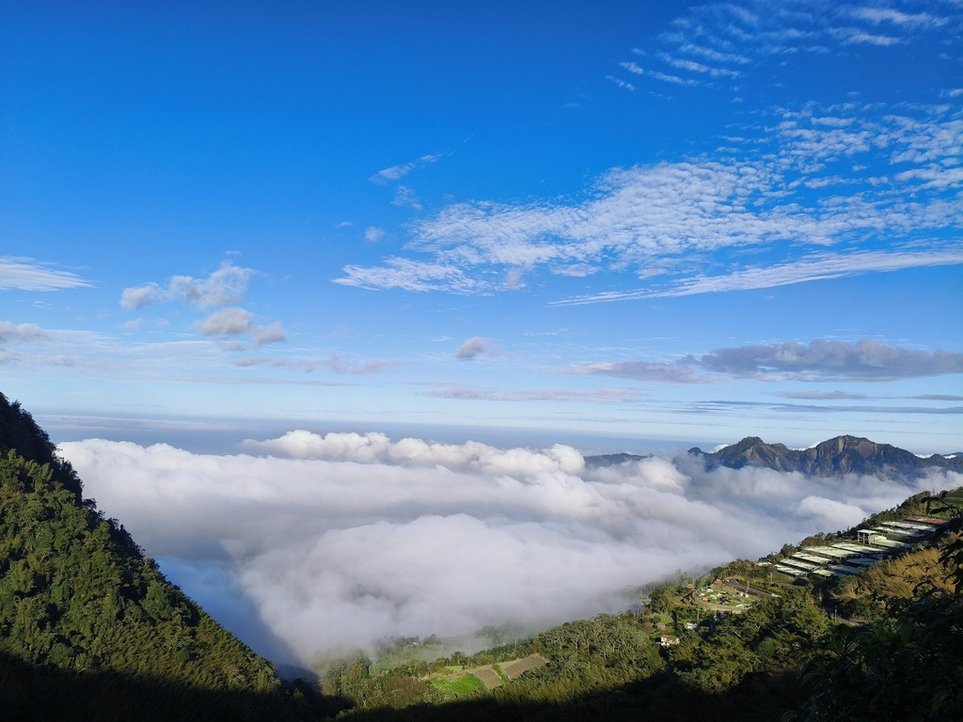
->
xmin=424 ymin=653 xmax=549 ymax=697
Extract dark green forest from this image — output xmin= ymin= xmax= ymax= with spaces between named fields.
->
xmin=1 ymin=391 xmax=961 ymax=720
xmin=0 ymin=394 xmax=336 ymax=720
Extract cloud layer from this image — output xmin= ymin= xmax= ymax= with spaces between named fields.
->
xmin=60 ymin=432 xmax=962 ymax=667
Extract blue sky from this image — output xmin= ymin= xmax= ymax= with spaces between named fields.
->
xmin=2 ymin=0 xmax=961 ymax=453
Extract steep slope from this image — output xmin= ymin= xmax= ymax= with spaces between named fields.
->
xmin=0 ymin=396 xmax=83 ymax=501
xmin=0 ymin=393 xmax=334 ymax=719
xmin=0 ymin=449 xmax=278 ymax=688
xmin=689 ymin=434 xmax=963 ymax=477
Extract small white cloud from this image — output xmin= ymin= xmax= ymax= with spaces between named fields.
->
xmin=120 ymin=283 xmax=163 ymax=310
xmin=364 ymin=226 xmax=386 ymax=243
xmin=121 ymin=263 xmax=254 ymax=310
xmin=252 ymin=322 xmax=287 ymax=346
xmin=455 ymin=336 xmax=497 ymax=360
xmin=0 ymin=321 xmax=47 ymax=342
xmin=168 ymin=263 xmax=254 ymax=307
xmin=200 ymin=307 xmax=253 ymax=337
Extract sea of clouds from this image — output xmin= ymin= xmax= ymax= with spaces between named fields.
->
xmin=58 ymin=431 xmax=961 ymax=669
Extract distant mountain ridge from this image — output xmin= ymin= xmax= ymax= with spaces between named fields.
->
xmin=585 ymin=435 xmax=963 ymax=477
xmin=687 ymin=435 xmax=963 ymax=477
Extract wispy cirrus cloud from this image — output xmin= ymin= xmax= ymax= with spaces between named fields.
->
xmin=780 ymin=390 xmax=869 ymax=400
xmin=693 ymin=399 xmax=963 ymax=415
xmin=571 ymin=360 xmax=707 ymax=384
xmin=832 ymin=28 xmax=900 ymax=46
xmin=606 ymin=74 xmax=636 ymax=92
xmin=369 ymin=152 xmax=443 ymax=185
xmin=846 ymin=6 xmax=948 ymax=29
xmin=607 ymin=0 xmax=956 ymax=91
xmin=0 ymin=257 xmax=92 ymax=292
xmin=552 ymin=247 xmax=963 ymax=305
xmin=233 ymin=353 xmax=397 ymax=375
xmin=323 ymin=354 xmax=398 ymax=375
xmin=336 ymin=101 xmax=963 ymax=300
xmin=335 ymin=257 xmax=485 ymax=293
xmin=392 ymin=185 xmax=422 ymax=211
xmin=658 ymin=52 xmax=741 ymax=78
xmin=422 ymin=384 xmax=643 ymax=404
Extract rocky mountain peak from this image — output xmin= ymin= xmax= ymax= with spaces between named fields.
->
xmin=690 ymin=434 xmax=963 ymax=479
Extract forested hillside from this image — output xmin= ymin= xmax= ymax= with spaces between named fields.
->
xmin=0 ymin=393 xmax=333 ymax=720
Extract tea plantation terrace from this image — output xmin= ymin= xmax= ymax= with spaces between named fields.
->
xmin=769 ymin=516 xmax=945 ymax=579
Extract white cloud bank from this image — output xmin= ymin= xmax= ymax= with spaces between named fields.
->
xmin=60 ymin=433 xmax=962 ymax=667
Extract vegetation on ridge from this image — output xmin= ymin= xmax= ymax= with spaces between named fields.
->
xmin=0 ymin=393 xmax=336 ymax=720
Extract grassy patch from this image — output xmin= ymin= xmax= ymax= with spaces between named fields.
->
xmin=430 ymin=674 xmax=484 ymax=699
xmin=942 ymin=489 xmax=963 ymax=508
